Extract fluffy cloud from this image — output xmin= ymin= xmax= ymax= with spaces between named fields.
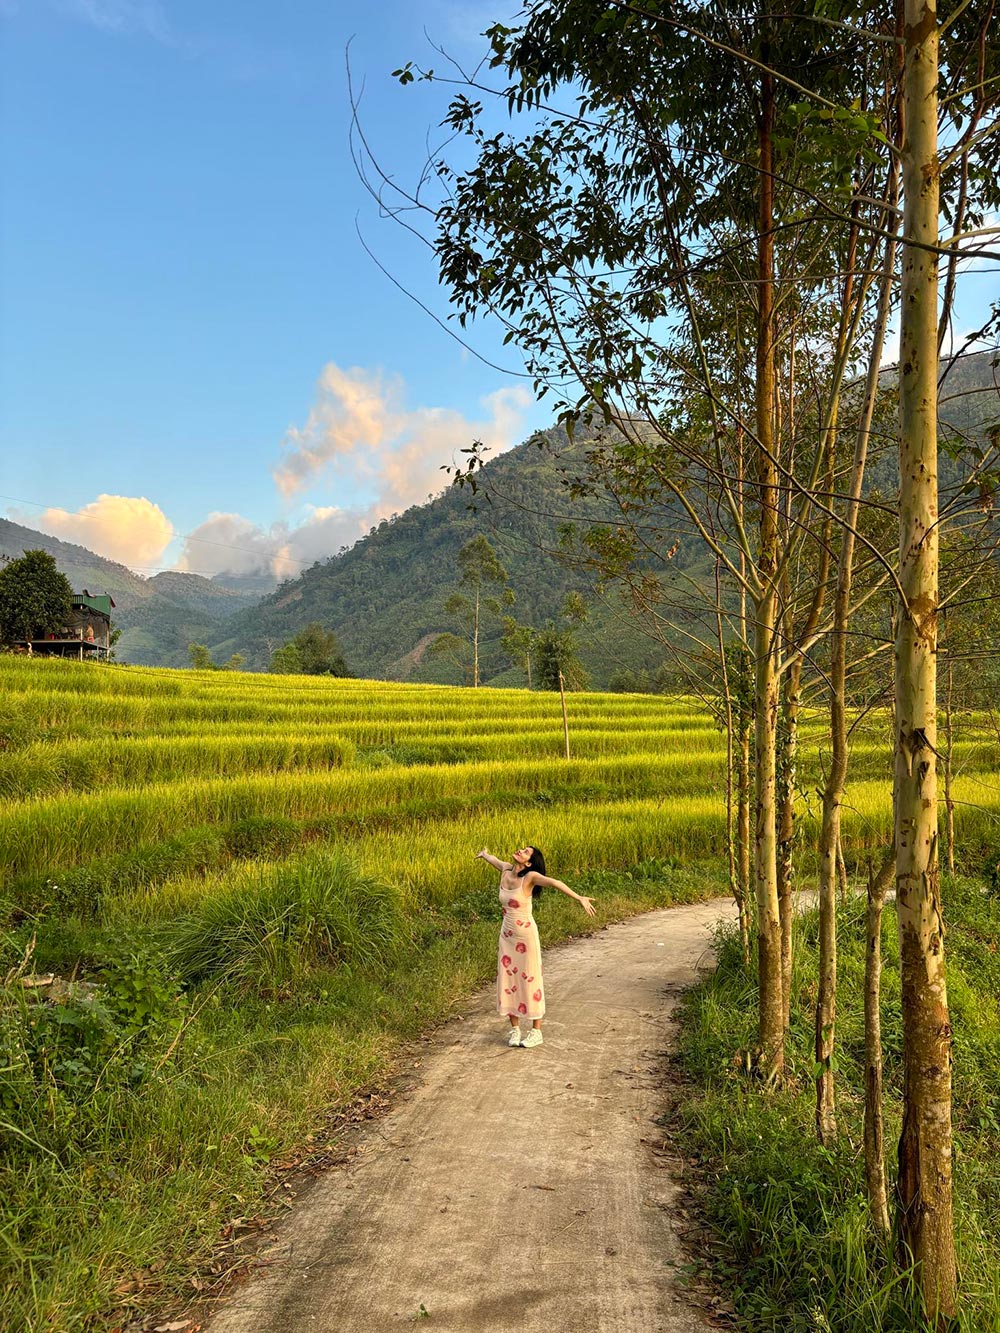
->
xmin=175 ymin=506 xmax=367 ymax=581
xmin=18 ymin=369 xmax=531 ymax=581
xmin=174 ymin=512 xmax=287 ymax=579
xmin=273 ymin=363 xmax=532 ymax=519
xmin=26 ymin=493 xmax=174 ymax=570
xmin=177 ymin=369 xmax=531 ymax=579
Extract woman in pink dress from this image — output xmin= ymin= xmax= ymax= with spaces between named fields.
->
xmin=475 ymin=845 xmax=596 ymax=1048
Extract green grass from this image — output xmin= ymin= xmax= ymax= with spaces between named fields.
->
xmin=2 ymin=655 xmax=999 ymax=1330
xmin=0 ymin=856 xmax=725 ymax=1332
xmin=674 ymin=873 xmax=1000 ymax=1332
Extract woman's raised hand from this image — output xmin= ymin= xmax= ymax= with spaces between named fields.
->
xmin=579 ymin=896 xmax=596 ymax=917
xmin=475 ymin=848 xmax=489 ymax=861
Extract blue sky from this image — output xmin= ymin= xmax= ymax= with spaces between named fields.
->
xmin=2 ymin=1 xmax=998 ymax=580
xmin=0 ymin=0 xmax=539 ymax=577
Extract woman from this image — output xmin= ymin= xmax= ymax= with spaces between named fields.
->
xmin=475 ymin=845 xmax=596 ymax=1048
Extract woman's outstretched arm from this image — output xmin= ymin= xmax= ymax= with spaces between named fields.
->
xmin=475 ymin=848 xmax=511 ymax=871
xmin=529 ymin=874 xmax=596 ymax=916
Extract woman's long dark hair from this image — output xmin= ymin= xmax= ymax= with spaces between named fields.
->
xmin=517 ymin=846 xmax=546 ymax=898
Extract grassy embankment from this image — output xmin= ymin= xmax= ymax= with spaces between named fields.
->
xmin=675 ymin=875 xmax=1000 ymax=1332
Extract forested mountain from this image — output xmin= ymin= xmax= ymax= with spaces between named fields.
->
xmin=209 ymin=423 xmax=709 ymax=686
xmin=213 ymin=350 xmax=999 ymax=686
xmin=5 ymin=351 xmax=995 ymax=684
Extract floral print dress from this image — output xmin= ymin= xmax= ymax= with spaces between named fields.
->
xmin=496 ymin=878 xmax=545 ymax=1019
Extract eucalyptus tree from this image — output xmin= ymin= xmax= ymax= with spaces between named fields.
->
xmin=399 ymin=0 xmax=901 ymax=1082
xmin=535 ymin=591 xmax=589 ymax=757
xmin=891 ymin=0 xmax=999 ymax=1315
xmin=432 ymin=534 xmax=513 ymax=687
xmin=500 ymin=614 xmax=537 ymax=687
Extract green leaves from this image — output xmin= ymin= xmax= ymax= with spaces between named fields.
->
xmin=0 ymin=549 xmax=74 ymax=647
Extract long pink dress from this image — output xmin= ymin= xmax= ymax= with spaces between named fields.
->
xmin=496 ymin=878 xmax=545 ymax=1019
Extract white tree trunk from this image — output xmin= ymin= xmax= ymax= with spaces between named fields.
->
xmin=895 ymin=0 xmax=957 ymax=1314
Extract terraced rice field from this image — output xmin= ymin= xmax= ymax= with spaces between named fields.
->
xmin=3 ymin=656 xmax=1000 ymax=925
xmin=4 ymin=655 xmax=1000 ymax=1331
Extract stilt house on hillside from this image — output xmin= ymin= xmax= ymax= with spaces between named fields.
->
xmin=14 ymin=591 xmax=115 ymax=660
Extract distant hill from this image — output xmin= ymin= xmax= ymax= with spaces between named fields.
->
xmin=209 ymin=424 xmax=706 ymax=686
xmin=210 ymin=350 xmax=1000 ymax=687
xmin=0 ymin=519 xmax=271 ymax=666
xmin=5 ymin=349 xmax=995 ymax=684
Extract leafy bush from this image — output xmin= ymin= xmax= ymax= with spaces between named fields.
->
xmin=0 ymin=942 xmax=186 ymax=1127
xmin=165 ymin=850 xmax=406 ymax=991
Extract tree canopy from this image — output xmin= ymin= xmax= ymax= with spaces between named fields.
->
xmin=0 ymin=550 xmax=73 ymax=645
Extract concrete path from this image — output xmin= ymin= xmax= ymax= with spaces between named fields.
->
xmin=205 ymin=898 xmax=735 ymax=1333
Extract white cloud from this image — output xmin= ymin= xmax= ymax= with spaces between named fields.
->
xmin=18 ymin=493 xmax=175 ymax=569
xmin=175 ymin=506 xmax=370 ymax=581
xmin=270 ymin=505 xmax=368 ymax=578
xmin=175 ymin=369 xmax=531 ymax=580
xmin=174 ymin=511 xmax=287 ymax=579
xmin=273 ymin=363 xmax=532 ymax=522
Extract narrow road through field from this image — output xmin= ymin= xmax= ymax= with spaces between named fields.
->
xmin=205 ymin=898 xmax=736 ymax=1333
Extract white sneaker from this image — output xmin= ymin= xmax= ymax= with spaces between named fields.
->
xmin=507 ymin=1027 xmax=522 ymax=1047
xmin=521 ymin=1029 xmax=543 ymax=1049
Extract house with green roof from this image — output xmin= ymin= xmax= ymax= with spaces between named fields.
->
xmin=15 ymin=590 xmax=116 ymax=660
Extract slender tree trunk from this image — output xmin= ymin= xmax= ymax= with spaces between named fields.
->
xmin=816 ymin=785 xmax=841 ymax=1141
xmin=473 ymin=587 xmax=480 ymax=688
xmin=754 ymin=606 xmax=783 ymax=1079
xmin=775 ymin=313 xmax=802 ymax=1033
xmin=944 ymin=660 xmax=955 ymax=874
xmin=814 ymin=94 xmax=900 ymax=1145
xmin=754 ymin=52 xmax=784 ymax=1080
xmin=737 ymin=444 xmax=753 ymax=963
xmin=895 ymin=1 xmax=957 ymax=1314
xmin=738 ymin=714 xmax=753 ymax=962
xmin=777 ymin=656 xmax=802 ymax=1031
xmin=836 ymin=837 xmax=849 ymax=907
xmin=808 ymin=192 xmax=861 ymax=1137
xmin=866 ymin=853 xmax=894 ymax=1239
xmin=717 ymin=562 xmax=750 ymax=962
xmin=559 ymin=670 xmax=570 ymax=760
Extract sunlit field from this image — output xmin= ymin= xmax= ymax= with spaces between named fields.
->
xmin=4 ymin=657 xmax=1000 ymax=917
xmin=2 ymin=655 xmax=999 ymax=1330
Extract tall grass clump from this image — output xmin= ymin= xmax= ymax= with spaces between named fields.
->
xmin=165 ymin=850 xmax=406 ymax=990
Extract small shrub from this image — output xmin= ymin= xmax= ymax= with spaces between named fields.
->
xmin=165 ymin=850 xmax=406 ymax=991
xmin=0 ymin=941 xmax=186 ymax=1120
